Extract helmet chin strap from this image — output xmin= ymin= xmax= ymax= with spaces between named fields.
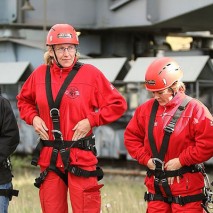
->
xmin=168 ymin=87 xmax=176 ymax=97
xmin=51 ymin=46 xmax=63 ymax=68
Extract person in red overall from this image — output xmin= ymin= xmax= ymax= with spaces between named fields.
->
xmin=124 ymin=57 xmax=213 ymax=213
xmin=17 ymin=24 xmax=127 ymax=213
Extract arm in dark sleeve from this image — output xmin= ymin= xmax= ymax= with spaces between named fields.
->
xmin=0 ymin=97 xmax=20 ymax=163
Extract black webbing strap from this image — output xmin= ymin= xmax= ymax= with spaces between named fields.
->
xmin=144 ymin=192 xmax=206 ymax=205
xmin=33 ymin=62 xmax=83 ymax=188
xmin=46 ymin=61 xmax=83 ymax=110
xmin=67 ymin=165 xmax=104 ymax=181
xmin=148 ymin=96 xmax=192 ymax=198
xmin=159 ymin=96 xmax=192 ymax=160
xmin=148 ymin=100 xmax=159 ymax=158
xmin=31 ymin=135 xmax=96 ymax=166
xmin=148 ymin=96 xmax=192 ymax=160
xmin=0 ymin=189 xmax=19 ymax=201
xmin=46 ymin=61 xmax=83 ymax=167
xmin=147 ymin=164 xmax=200 ymax=178
xmin=46 ymin=62 xmax=83 ymax=135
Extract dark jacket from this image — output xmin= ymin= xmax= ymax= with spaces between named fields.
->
xmin=0 ymin=96 xmax=19 ymax=184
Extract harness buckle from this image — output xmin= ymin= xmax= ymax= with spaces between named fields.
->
xmin=78 ymin=139 xmax=87 ymax=149
xmin=176 ymin=195 xmax=185 ymax=206
xmin=71 ymin=166 xmax=82 ymax=176
xmin=50 ymin=108 xmax=60 ymax=122
xmin=167 ymin=196 xmax=173 ymax=204
xmin=164 ymin=123 xmax=175 ymax=134
xmin=34 ymin=169 xmax=49 ymax=188
xmin=52 ymin=130 xmax=63 ymax=140
xmin=83 ymin=137 xmax=97 ymax=156
xmin=145 ymin=192 xmax=154 ymax=201
xmin=161 ymin=178 xmax=168 ymax=183
xmin=153 ymin=158 xmax=164 ymax=171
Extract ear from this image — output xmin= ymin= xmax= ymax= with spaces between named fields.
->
xmin=49 ymin=49 xmax=54 ymax=57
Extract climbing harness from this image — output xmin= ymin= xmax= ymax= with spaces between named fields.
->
xmin=144 ymin=96 xmax=209 ymax=207
xmin=31 ymin=62 xmax=103 ymax=188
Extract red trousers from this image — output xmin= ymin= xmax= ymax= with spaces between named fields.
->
xmin=39 ymin=166 xmax=104 ymax=213
xmin=145 ymin=173 xmax=205 ymax=213
xmin=147 ymin=200 xmax=204 ymax=213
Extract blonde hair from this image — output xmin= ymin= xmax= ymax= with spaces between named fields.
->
xmin=43 ymin=46 xmax=80 ymax=65
xmin=170 ymin=81 xmax=186 ymax=93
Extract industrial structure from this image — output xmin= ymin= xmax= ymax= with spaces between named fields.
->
xmin=0 ymin=0 xmax=213 ymax=163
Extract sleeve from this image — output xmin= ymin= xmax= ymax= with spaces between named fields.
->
xmin=124 ymin=107 xmax=151 ymax=166
xmin=0 ymin=98 xmax=20 ymax=163
xmin=16 ymin=72 xmax=38 ymax=125
xmin=86 ymin=69 xmax=127 ymax=127
xmin=179 ymin=102 xmax=213 ymax=166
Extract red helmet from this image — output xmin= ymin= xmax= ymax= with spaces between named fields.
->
xmin=145 ymin=57 xmax=183 ymax=91
xmin=46 ymin=24 xmax=79 ymax=46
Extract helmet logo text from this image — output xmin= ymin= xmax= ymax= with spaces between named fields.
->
xmin=57 ymin=33 xmax=72 ymax=39
xmin=145 ymin=80 xmax=155 ymax=85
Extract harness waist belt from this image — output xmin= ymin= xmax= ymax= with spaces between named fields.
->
xmin=41 ymin=137 xmax=95 ymax=150
xmin=144 ymin=192 xmax=206 ymax=205
xmin=147 ymin=165 xmax=200 ymax=178
xmin=31 ymin=134 xmax=96 ymax=166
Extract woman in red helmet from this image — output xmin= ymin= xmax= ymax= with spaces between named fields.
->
xmin=124 ymin=57 xmax=213 ymax=213
xmin=17 ymin=24 xmax=127 ymax=213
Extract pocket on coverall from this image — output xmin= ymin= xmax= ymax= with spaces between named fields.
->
xmin=83 ymin=184 xmax=104 ymax=213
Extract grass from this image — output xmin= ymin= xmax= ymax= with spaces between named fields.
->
xmin=101 ymin=175 xmax=146 ymax=213
xmin=8 ymin=155 xmax=213 ymax=213
xmin=8 ymin=155 xmax=147 ymax=213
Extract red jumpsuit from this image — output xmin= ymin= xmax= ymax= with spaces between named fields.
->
xmin=124 ymin=92 xmax=213 ymax=213
xmin=17 ymin=59 xmax=127 ymax=213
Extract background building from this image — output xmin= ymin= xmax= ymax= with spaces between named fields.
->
xmin=0 ymin=0 xmax=213 ymax=163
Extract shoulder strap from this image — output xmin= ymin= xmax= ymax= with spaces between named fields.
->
xmin=148 ymin=100 xmax=159 ymax=158
xmin=46 ymin=61 xmax=83 ymax=110
xmin=45 ymin=61 xmax=83 ymax=140
xmin=148 ymin=96 xmax=192 ymax=160
xmin=159 ymin=96 xmax=192 ymax=160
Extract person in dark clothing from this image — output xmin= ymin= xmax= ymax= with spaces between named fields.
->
xmin=0 ymin=95 xmax=19 ymax=213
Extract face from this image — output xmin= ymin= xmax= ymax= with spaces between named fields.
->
xmin=50 ymin=44 xmax=76 ymax=67
xmin=152 ymin=88 xmax=173 ymax=106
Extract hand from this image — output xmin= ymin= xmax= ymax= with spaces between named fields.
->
xmin=147 ymin=158 xmax=156 ymax=170
xmin=33 ymin=116 xmax=49 ymax=140
xmin=72 ymin=118 xmax=91 ymax=141
xmin=164 ymin=158 xmax=182 ymax=184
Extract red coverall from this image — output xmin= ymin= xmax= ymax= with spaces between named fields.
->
xmin=17 ymin=59 xmax=127 ymax=213
xmin=124 ymin=92 xmax=213 ymax=213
